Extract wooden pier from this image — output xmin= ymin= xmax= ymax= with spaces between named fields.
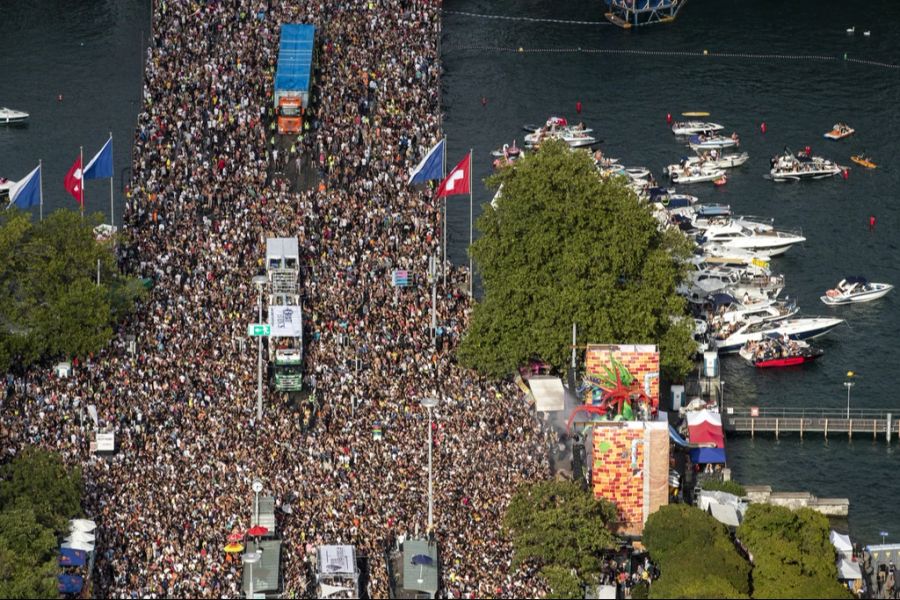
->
xmin=723 ymin=407 xmax=898 ymax=441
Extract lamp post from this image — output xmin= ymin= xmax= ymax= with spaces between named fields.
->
xmin=252 ymin=479 xmax=263 ymax=528
xmin=242 ymin=550 xmax=261 ymax=599
xmin=844 ymin=371 xmax=855 ymax=419
xmin=421 ymin=396 xmax=440 ymax=532
xmin=252 ymin=275 xmax=267 ymax=421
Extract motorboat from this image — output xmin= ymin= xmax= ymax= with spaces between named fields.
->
xmin=667 ymin=152 xmax=749 ymax=176
xmin=0 ymin=177 xmax=15 ymax=199
xmin=823 ymin=123 xmax=854 ymax=140
xmin=712 ymin=316 xmax=844 ymax=354
xmin=670 ymin=165 xmax=727 ymax=184
xmin=697 ymin=223 xmax=806 ymax=257
xmin=689 ymin=133 xmax=739 ymax=151
xmin=0 ymin=107 xmax=29 ymax=125
xmin=525 ymin=127 xmax=596 ymax=148
xmin=648 ymin=187 xmax=698 ymax=209
xmin=820 ymin=276 xmax=893 ymax=305
xmin=681 ymin=264 xmax=785 ymax=303
xmin=739 ymin=334 xmax=823 ymax=368
xmin=769 ymin=151 xmax=843 ymax=181
xmin=522 ymin=116 xmax=589 ymax=134
xmin=671 ymin=121 xmax=725 ymax=136
xmin=623 ymin=166 xmax=651 ymax=181
xmin=850 ymin=154 xmax=877 ymax=169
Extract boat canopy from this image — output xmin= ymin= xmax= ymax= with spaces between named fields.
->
xmin=695 ymin=204 xmax=731 ymax=217
xmin=844 ymin=276 xmax=868 ymax=285
xmin=710 ymin=293 xmax=736 ymax=307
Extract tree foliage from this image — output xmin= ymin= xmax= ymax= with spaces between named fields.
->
xmin=701 ymin=479 xmax=747 ymax=497
xmin=0 ymin=209 xmax=145 ymax=370
xmin=458 ymin=140 xmax=695 ymax=380
xmin=504 ymin=479 xmax=618 ymax=596
xmin=643 ymin=505 xmax=750 ymax=599
xmin=737 ymin=505 xmax=852 ymax=599
xmin=0 ymin=448 xmax=84 ymax=598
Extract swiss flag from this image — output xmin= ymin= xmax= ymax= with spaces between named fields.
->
xmin=436 ymin=153 xmax=471 ymax=197
xmin=64 ymin=156 xmax=84 ymax=206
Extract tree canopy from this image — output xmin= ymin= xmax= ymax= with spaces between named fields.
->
xmin=503 ymin=479 xmax=618 ymax=598
xmin=458 ymin=140 xmax=695 ymax=380
xmin=643 ymin=504 xmax=750 ymax=599
xmin=737 ymin=505 xmax=852 ymax=599
xmin=0 ymin=448 xmax=84 ymax=598
xmin=0 ymin=209 xmax=145 ymax=370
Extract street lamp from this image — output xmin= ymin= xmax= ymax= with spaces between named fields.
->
xmin=252 ymin=275 xmax=268 ymax=421
xmin=242 ymin=550 xmax=261 ymax=599
xmin=844 ymin=371 xmax=855 ymax=419
xmin=252 ymin=479 xmax=263 ymax=528
xmin=421 ymin=396 xmax=440 ymax=532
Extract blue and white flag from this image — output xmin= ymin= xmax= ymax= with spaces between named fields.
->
xmin=7 ymin=164 xmax=41 ymax=209
xmin=408 ymin=138 xmax=445 ymax=184
xmin=83 ymin=136 xmax=113 ymax=180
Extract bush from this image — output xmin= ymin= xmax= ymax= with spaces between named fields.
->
xmin=701 ymin=479 xmax=747 ymax=497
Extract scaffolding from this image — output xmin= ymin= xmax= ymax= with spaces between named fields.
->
xmin=604 ymin=0 xmax=686 ymax=29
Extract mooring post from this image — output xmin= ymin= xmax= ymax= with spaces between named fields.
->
xmin=849 ymin=419 xmax=852 ymax=440
xmin=874 ymin=419 xmax=877 ymax=440
xmin=751 ymin=417 xmax=754 ymax=439
xmin=775 ymin=418 xmax=779 ymax=440
xmin=888 ymin=413 xmax=893 ymax=443
xmin=824 ymin=418 xmax=828 ymax=439
xmin=800 ymin=418 xmax=804 ymax=440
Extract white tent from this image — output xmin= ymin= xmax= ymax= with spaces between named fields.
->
xmin=837 ymin=557 xmax=862 ymax=580
xmin=830 ymin=530 xmax=853 ymax=555
xmin=528 ymin=376 xmax=565 ymax=412
xmin=66 ymin=531 xmax=95 ymax=543
xmin=686 ymin=409 xmax=722 ymax=427
xmin=70 ymin=519 xmax=97 ymax=533
xmin=61 ymin=540 xmax=94 ymax=552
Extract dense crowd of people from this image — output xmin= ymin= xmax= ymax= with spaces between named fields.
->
xmin=1 ymin=0 xmax=555 ymax=598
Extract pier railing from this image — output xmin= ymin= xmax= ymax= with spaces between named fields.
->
xmin=723 ymin=406 xmax=899 ymax=441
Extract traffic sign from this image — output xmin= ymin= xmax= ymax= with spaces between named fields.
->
xmin=248 ymin=324 xmax=271 ymax=337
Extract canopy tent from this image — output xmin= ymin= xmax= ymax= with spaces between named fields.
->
xmin=66 ymin=530 xmax=95 ymax=543
xmin=688 ymin=421 xmax=725 ymax=447
xmin=58 ymin=574 xmax=84 ymax=594
xmin=690 ymin=447 xmax=726 ymax=464
xmin=831 ymin=530 xmax=854 ymax=555
xmin=686 ymin=410 xmax=723 ymax=427
xmin=837 ymin=557 xmax=862 ymax=580
xmin=668 ymin=425 xmax=689 ymax=447
xmin=69 ymin=519 xmax=96 ymax=533
xmin=61 ymin=540 xmax=94 ymax=552
xmin=528 ymin=376 xmax=566 ymax=412
xmin=699 ymin=490 xmax=747 ymax=527
xmin=59 ymin=547 xmax=87 ymax=567
xmin=710 ymin=502 xmax=743 ymax=528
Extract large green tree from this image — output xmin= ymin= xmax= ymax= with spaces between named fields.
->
xmin=643 ymin=504 xmax=750 ymax=599
xmin=458 ymin=140 xmax=695 ymax=379
xmin=737 ymin=505 xmax=852 ymax=599
xmin=0 ymin=209 xmax=144 ymax=369
xmin=504 ymin=479 xmax=618 ymax=598
xmin=0 ymin=448 xmax=84 ymax=598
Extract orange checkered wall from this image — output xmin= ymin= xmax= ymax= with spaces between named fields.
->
xmin=585 ymin=345 xmax=660 ymax=409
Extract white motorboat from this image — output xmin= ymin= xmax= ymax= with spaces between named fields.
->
xmin=697 ymin=223 xmax=805 ymax=257
xmin=623 ymin=166 xmax=651 ymax=181
xmin=523 ymin=116 xmax=592 ymax=134
xmin=769 ymin=151 xmax=843 ymax=182
xmin=0 ymin=107 xmax=29 ymax=124
xmin=689 ymin=134 xmax=739 ymax=151
xmin=525 ymin=127 xmax=596 ymax=148
xmin=670 ymin=165 xmax=727 ymax=184
xmin=490 ymin=183 xmax=503 ymax=210
xmin=820 ymin=277 xmax=893 ymax=305
xmin=713 ymin=298 xmax=799 ymax=325
xmin=0 ymin=177 xmax=16 ymax=198
xmin=666 ymin=152 xmax=749 ymax=176
xmin=681 ymin=264 xmax=785 ymax=303
xmin=672 ymin=121 xmax=725 ymax=136
xmin=712 ymin=316 xmax=844 ymax=354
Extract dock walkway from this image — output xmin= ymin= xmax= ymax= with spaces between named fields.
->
xmin=723 ymin=407 xmax=899 ymax=441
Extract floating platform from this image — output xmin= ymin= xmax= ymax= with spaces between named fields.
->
xmin=604 ymin=0 xmax=687 ymax=29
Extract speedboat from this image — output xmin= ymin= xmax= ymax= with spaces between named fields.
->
xmin=0 ymin=177 xmax=16 ymax=198
xmin=667 ymin=152 xmax=749 ymax=176
xmin=739 ymin=334 xmax=823 ymax=368
xmin=672 ymin=121 xmax=725 ymax=136
xmin=712 ymin=316 xmax=844 ymax=354
xmin=671 ymin=165 xmax=727 ymax=184
xmin=697 ymin=223 xmax=805 ymax=257
xmin=523 ymin=116 xmax=588 ymax=134
xmin=850 ymin=155 xmax=877 ymax=169
xmin=0 ymin=107 xmax=29 ymax=125
xmin=681 ymin=264 xmax=785 ymax=303
xmin=525 ymin=127 xmax=596 ymax=148
xmin=820 ymin=277 xmax=893 ymax=305
xmin=689 ymin=134 xmax=739 ymax=151
xmin=769 ymin=151 xmax=844 ymax=181
xmin=824 ymin=123 xmax=854 ymax=140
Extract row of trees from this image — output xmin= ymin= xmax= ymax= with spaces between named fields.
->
xmin=0 ymin=210 xmax=146 ymax=371
xmin=0 ymin=448 xmax=85 ymax=598
xmin=457 ymin=140 xmax=696 ymax=381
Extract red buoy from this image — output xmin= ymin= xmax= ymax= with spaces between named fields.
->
xmin=805 ymin=145 xmax=812 ymax=156
xmin=842 ymin=168 xmax=850 ymax=180
xmin=760 ymin=122 xmax=767 ymax=133
xmin=869 ymin=215 xmax=877 ymax=231
xmin=666 ymin=113 xmax=673 ymax=124
xmin=576 ymin=101 xmax=582 ymax=114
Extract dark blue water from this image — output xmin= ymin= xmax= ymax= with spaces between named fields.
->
xmin=0 ymin=0 xmax=150 ymax=225
xmin=443 ymin=0 xmax=900 ymax=543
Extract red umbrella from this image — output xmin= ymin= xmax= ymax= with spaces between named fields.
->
xmin=227 ymin=532 xmax=245 ymax=543
xmin=247 ymin=526 xmax=269 ymax=537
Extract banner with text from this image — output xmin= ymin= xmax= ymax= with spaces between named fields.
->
xmin=269 ymin=305 xmax=302 ymax=337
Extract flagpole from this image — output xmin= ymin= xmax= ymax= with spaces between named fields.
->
xmin=80 ymin=146 xmax=84 ymax=220
xmin=39 ymin=159 xmax=44 ymax=222
xmin=468 ymin=148 xmax=473 ymax=297
xmin=442 ymin=136 xmax=447 ymax=288
xmin=108 ymin=132 xmax=114 ymax=228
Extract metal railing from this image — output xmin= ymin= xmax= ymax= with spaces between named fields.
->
xmin=724 ymin=406 xmax=897 ymax=420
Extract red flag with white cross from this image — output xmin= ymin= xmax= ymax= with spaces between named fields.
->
xmin=436 ymin=153 xmax=471 ymax=197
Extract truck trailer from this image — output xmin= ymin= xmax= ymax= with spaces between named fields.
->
xmin=274 ymin=23 xmax=315 ymax=135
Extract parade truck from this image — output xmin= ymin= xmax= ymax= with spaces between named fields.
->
xmin=274 ymin=24 xmax=315 ymax=135
xmin=266 ymin=237 xmax=304 ymax=392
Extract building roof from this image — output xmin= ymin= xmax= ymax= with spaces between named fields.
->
xmin=401 ymin=539 xmax=439 ymax=596
xmin=242 ymin=539 xmax=282 ymax=595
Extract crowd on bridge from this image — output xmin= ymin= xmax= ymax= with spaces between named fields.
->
xmin=1 ymin=0 xmax=554 ymax=598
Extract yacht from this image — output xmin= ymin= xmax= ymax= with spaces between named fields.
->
xmin=681 ymin=264 xmax=785 ymax=303
xmin=0 ymin=107 xmax=29 ymax=124
xmin=670 ymin=165 xmax=727 ymax=184
xmin=671 ymin=121 xmax=725 ymax=136
xmin=666 ymin=152 xmax=749 ymax=176
xmin=712 ymin=316 xmax=844 ymax=354
xmin=769 ymin=151 xmax=843 ymax=182
xmin=697 ymin=223 xmax=806 ymax=257
xmin=689 ymin=134 xmax=739 ymax=151
xmin=821 ymin=277 xmax=893 ymax=305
